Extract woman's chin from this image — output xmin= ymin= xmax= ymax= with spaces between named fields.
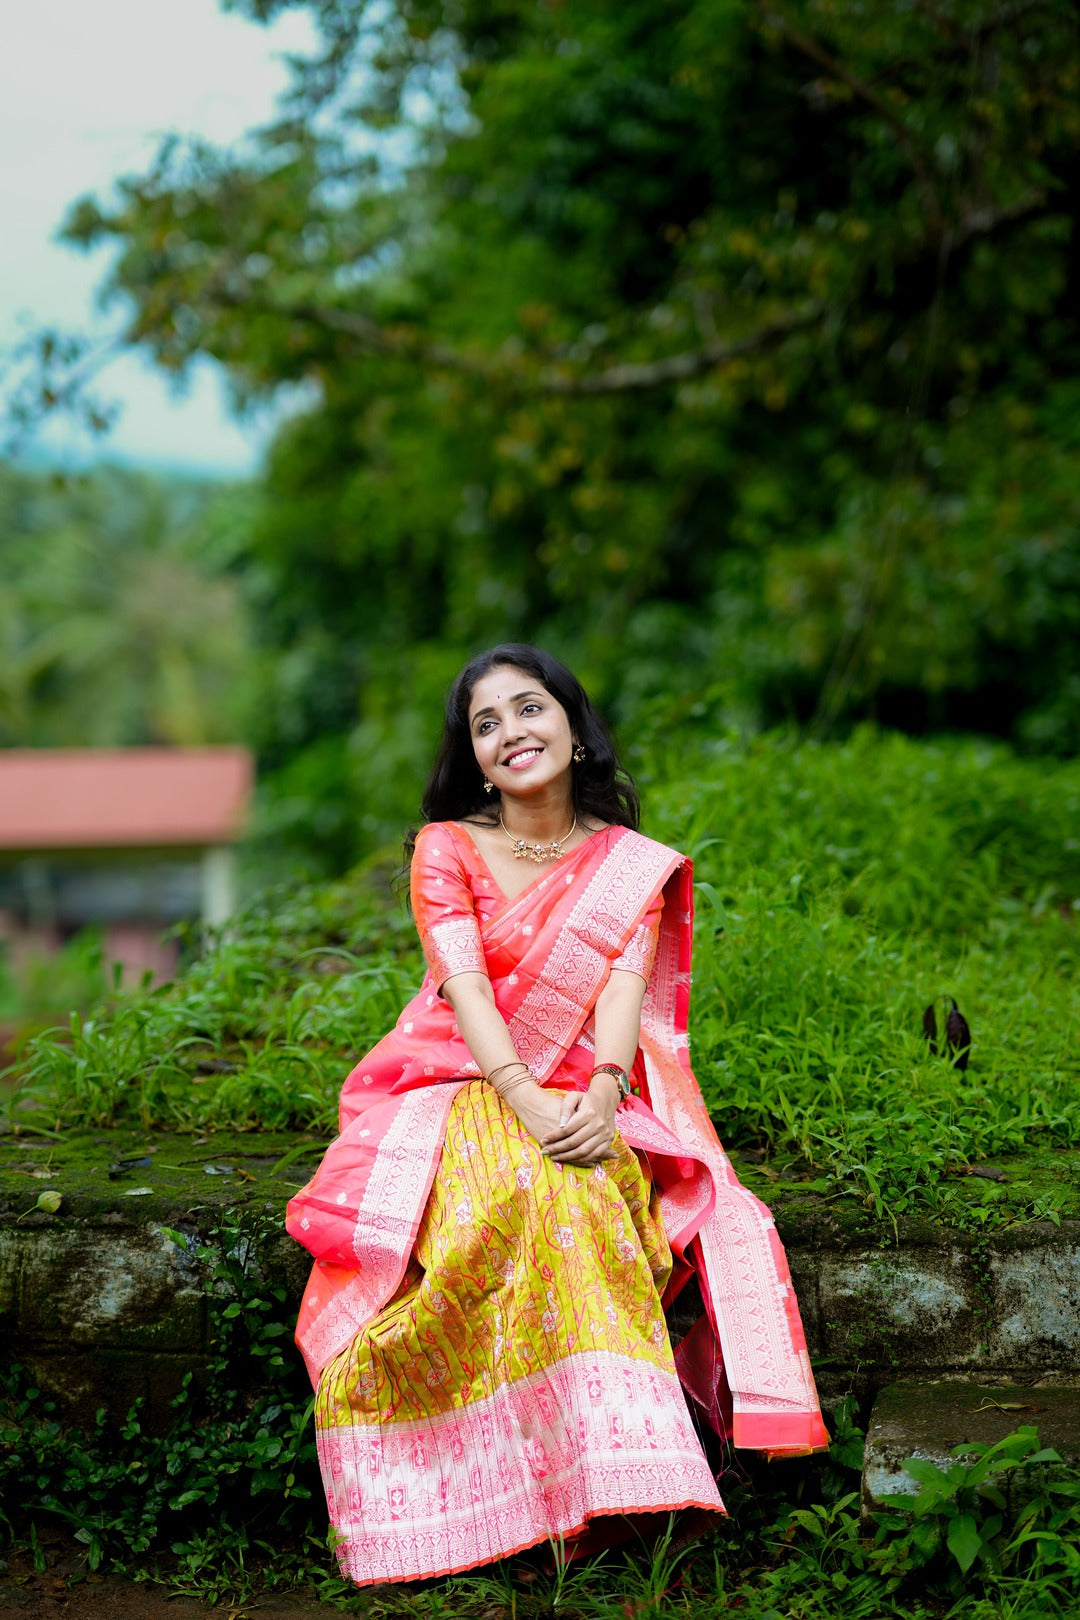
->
xmin=499 ymin=768 xmax=571 ymax=799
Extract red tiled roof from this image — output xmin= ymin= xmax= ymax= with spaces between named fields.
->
xmin=0 ymin=748 xmax=254 ymax=851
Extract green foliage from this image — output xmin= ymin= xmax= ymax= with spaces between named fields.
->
xmin=0 ymin=1204 xmax=322 ymax=1579
xmin=641 ymin=728 xmax=1080 ymax=1228
xmin=30 ymin=0 xmax=1079 ymax=876
xmin=6 ymin=1336 xmax=1080 ymax=1618
xmin=1 ymin=1187 xmax=1076 ymax=1612
xmin=10 ymin=853 xmax=417 ymax=1132
xmin=872 ymin=1427 xmax=1080 ymax=1598
xmin=8 ymin=730 xmax=1079 ymax=1234
xmin=0 ymin=462 xmax=255 ymax=748
xmin=0 ymin=927 xmax=106 ymax=1028
xmin=0 ymin=0 xmax=1070 ymax=871
xmin=746 ymin=1428 xmax=1080 ymax=1618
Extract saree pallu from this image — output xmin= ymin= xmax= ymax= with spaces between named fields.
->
xmin=287 ymin=823 xmax=827 ymax=1584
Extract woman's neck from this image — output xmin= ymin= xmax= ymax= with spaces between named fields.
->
xmin=497 ymin=792 xmax=575 ymax=847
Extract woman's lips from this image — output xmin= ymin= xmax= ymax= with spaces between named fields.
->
xmin=503 ymin=748 xmax=543 ymax=770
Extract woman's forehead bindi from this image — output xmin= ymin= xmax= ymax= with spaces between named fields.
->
xmin=469 ymin=686 xmax=547 ymax=721
xmin=468 ymin=667 xmax=549 ymax=720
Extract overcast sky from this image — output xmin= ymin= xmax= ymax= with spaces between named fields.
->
xmin=1 ymin=0 xmax=316 ymax=475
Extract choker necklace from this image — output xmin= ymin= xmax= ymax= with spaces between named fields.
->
xmin=499 ymin=813 xmax=577 ymax=864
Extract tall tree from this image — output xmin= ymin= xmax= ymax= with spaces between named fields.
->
xmin=19 ymin=0 xmax=1080 ymax=859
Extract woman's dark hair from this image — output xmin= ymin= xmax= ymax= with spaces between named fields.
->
xmin=406 ymin=644 xmax=639 ymax=860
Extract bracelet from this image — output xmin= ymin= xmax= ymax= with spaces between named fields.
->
xmin=486 ymin=1061 xmax=529 ymax=1081
xmin=486 ymin=1061 xmax=534 ymax=1097
xmin=591 ymin=1063 xmax=631 ymax=1102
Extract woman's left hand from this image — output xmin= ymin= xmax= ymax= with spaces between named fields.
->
xmin=540 ymin=1075 xmax=620 ymax=1165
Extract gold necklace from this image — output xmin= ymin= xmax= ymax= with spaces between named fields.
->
xmin=498 ymin=812 xmax=577 ymax=864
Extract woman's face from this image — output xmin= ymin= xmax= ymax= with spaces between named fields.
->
xmin=466 ymin=664 xmax=575 ymax=801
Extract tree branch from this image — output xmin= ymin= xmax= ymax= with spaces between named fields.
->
xmin=4 ymin=186 xmax=1050 ymax=453
xmin=910 ymin=0 xmax=1050 ymax=48
xmin=0 ymin=328 xmax=123 ymax=457
xmin=537 ymin=305 xmax=824 ymax=395
xmin=217 ymin=289 xmax=825 ymax=396
xmin=954 ymin=188 xmax=1048 ymax=250
xmin=255 ymin=298 xmax=493 ymax=377
xmin=211 ymin=177 xmax=1047 ymax=396
xmin=757 ymin=2 xmax=947 ymax=237
xmin=175 ymin=176 xmax=1051 ymax=408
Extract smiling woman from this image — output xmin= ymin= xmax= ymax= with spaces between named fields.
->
xmin=286 ymin=643 xmax=827 ymax=1587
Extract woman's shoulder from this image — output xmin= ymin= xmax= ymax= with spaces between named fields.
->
xmin=411 ymin=820 xmax=461 ymax=862
xmin=413 ymin=818 xmax=496 ymax=864
xmin=416 ymin=817 xmax=494 ymax=842
xmin=414 ymin=819 xmax=464 ymax=851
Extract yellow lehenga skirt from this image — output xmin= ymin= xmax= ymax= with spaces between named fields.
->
xmin=314 ymin=1082 xmax=725 ymax=1583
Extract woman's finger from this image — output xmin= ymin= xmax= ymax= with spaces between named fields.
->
xmin=544 ymin=1118 xmax=605 ymax=1153
xmin=556 ymin=1091 xmax=587 ymax=1130
xmin=544 ymin=1095 xmax=584 ymax=1136
xmin=553 ymin=1143 xmax=618 ymax=1166
xmin=549 ymin=1126 xmax=615 ymax=1161
xmin=541 ymin=1102 xmax=599 ymax=1146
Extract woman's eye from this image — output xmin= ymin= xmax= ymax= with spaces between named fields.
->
xmin=521 ymin=703 xmax=542 ymax=715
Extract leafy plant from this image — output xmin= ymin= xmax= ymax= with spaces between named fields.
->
xmin=872 ymin=1427 xmax=1080 ymax=1596
xmin=0 ymin=1204 xmax=322 ymax=1579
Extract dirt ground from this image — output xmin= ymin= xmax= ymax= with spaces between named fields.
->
xmin=0 ymin=1582 xmax=331 ymax=1619
xmin=0 ymin=1540 xmax=343 ymax=1618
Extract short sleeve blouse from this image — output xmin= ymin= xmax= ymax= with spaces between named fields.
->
xmin=410 ymin=822 xmax=487 ymax=990
xmin=611 ymin=890 xmax=663 ymax=980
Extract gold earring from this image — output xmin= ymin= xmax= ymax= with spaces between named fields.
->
xmin=572 ymin=744 xmax=586 ymax=764
xmin=483 ymin=776 xmax=494 ymax=794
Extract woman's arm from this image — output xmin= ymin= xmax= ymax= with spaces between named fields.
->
xmin=593 ymin=966 xmax=649 ymax=1076
xmin=413 ymin=826 xmax=579 ymax=1148
xmin=536 ymin=967 xmax=648 ymax=1164
xmin=441 ymin=971 xmax=566 ymax=1145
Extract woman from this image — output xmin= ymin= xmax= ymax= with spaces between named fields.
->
xmin=286 ymin=644 xmax=827 ymax=1586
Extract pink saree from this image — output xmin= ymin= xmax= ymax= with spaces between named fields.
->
xmin=287 ymin=822 xmax=827 ymax=1583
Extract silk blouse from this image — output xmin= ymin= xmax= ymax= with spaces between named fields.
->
xmin=410 ymin=820 xmax=663 ymax=993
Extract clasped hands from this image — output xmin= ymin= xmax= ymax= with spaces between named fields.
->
xmin=487 ymin=1062 xmax=620 ymax=1165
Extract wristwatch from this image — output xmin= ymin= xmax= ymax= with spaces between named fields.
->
xmin=591 ymin=1063 xmax=632 ymax=1102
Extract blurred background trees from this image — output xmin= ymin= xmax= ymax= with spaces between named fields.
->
xmin=5 ymin=0 xmax=1079 ymax=872
xmin=0 ymin=466 xmax=254 ymax=749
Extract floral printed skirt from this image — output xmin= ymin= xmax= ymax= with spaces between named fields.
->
xmin=314 ymin=1080 xmax=725 ymax=1585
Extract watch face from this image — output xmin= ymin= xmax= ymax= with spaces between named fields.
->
xmin=594 ymin=1063 xmax=630 ymax=1098
xmin=602 ymin=1067 xmax=630 ymax=1099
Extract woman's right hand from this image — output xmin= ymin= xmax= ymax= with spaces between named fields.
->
xmin=501 ymin=1080 xmax=568 ymax=1147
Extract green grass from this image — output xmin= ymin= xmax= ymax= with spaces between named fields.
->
xmin=646 ymin=727 xmax=1080 ymax=1230
xmin=6 ymin=726 xmax=1079 ymax=1231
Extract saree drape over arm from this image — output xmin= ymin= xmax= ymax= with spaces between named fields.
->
xmin=286 ymin=822 xmax=826 ymax=1584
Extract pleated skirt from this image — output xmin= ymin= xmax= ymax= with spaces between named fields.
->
xmin=315 ymin=1080 xmax=725 ymax=1585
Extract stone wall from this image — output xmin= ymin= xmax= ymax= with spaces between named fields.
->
xmin=789 ymin=1226 xmax=1080 ymax=1388
xmin=3 ymin=1128 xmax=1079 ymax=1431
xmin=0 ymin=1129 xmax=315 ymax=1427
